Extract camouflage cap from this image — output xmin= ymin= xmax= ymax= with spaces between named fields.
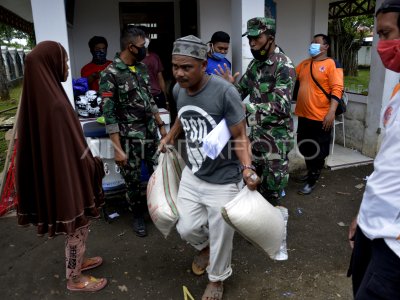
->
xmin=242 ymin=17 xmax=276 ymax=37
xmin=172 ymin=35 xmax=208 ymax=60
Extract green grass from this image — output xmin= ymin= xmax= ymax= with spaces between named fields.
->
xmin=344 ymin=69 xmax=370 ymax=95
xmin=0 ymin=84 xmax=21 ymax=172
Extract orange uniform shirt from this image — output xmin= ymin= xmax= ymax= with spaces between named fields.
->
xmin=294 ymin=58 xmax=344 ymax=121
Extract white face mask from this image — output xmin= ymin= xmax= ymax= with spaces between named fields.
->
xmin=144 ymin=38 xmax=150 ymax=49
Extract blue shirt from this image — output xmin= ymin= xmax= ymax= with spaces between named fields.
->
xmin=206 ymin=55 xmax=232 ymax=75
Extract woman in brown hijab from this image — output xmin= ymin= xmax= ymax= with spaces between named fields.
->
xmin=16 ymin=41 xmax=107 ymax=292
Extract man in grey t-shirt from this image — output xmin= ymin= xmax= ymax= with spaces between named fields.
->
xmin=160 ymin=35 xmax=259 ymax=300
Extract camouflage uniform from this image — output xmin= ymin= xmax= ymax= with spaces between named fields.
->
xmin=99 ymin=53 xmax=159 ymax=213
xmin=239 ymin=18 xmax=296 ymax=205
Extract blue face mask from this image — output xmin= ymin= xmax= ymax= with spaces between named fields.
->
xmin=211 ymin=52 xmax=226 ymax=60
xmin=308 ymin=43 xmax=321 ymax=57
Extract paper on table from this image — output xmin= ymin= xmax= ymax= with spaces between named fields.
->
xmin=203 ymin=119 xmax=231 ymax=159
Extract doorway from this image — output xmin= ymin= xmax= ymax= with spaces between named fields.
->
xmin=119 ymin=2 xmax=176 ymax=82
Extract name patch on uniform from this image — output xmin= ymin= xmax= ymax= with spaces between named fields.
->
xmin=102 ymin=91 xmax=113 ymax=98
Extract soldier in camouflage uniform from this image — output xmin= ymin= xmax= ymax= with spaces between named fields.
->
xmin=99 ymin=26 xmax=167 ymax=237
xmin=219 ymin=17 xmax=295 ymax=206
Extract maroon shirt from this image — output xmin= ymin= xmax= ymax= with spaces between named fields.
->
xmin=142 ymin=52 xmax=163 ymax=95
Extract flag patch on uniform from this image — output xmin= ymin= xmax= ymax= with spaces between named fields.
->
xmin=102 ymin=91 xmax=113 ymax=98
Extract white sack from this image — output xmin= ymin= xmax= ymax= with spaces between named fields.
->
xmin=221 ymin=186 xmax=286 ymax=259
xmin=147 ymin=147 xmax=185 ymax=238
xmin=203 ymin=119 xmax=231 ymax=159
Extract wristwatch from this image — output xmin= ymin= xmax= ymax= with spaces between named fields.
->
xmin=157 ymin=121 xmax=166 ymax=128
xmin=241 ymin=164 xmax=256 ymax=172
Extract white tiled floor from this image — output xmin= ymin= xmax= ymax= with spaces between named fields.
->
xmin=326 ymin=144 xmax=374 ymax=170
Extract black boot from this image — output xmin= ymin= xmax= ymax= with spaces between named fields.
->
xmin=298 ymin=170 xmax=320 ymax=195
xmin=293 ymin=173 xmax=309 ymax=183
xmin=133 ymin=215 xmax=147 ymax=237
xmin=131 ymin=200 xmax=147 ymax=237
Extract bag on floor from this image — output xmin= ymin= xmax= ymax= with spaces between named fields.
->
xmin=221 ymin=186 xmax=286 ymax=259
xmin=147 ymin=147 xmax=185 ymax=238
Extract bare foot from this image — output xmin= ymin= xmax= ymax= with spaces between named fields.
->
xmin=202 ymin=281 xmax=223 ymax=300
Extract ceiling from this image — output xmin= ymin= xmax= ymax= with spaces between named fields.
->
xmin=1 ymin=0 xmax=33 ymax=22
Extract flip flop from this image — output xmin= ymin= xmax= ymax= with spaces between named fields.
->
xmin=201 ymin=282 xmax=223 ymax=300
xmin=81 ymin=256 xmax=103 ymax=272
xmin=192 ymin=251 xmax=209 ymax=276
xmin=67 ymin=276 xmax=107 ymax=292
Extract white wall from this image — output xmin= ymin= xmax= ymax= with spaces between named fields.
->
xmin=358 ymin=46 xmax=372 ymax=66
xmin=31 ymin=0 xmax=73 ymax=102
xmin=199 ymin=0 xmax=232 ymax=65
xmin=276 ymin=0 xmax=329 ymax=66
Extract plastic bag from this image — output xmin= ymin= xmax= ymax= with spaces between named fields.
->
xmin=147 ymin=147 xmax=186 ymax=238
xmin=221 ymin=186 xmax=288 ymax=259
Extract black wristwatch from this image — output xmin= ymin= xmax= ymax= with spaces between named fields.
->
xmin=157 ymin=121 xmax=166 ymax=128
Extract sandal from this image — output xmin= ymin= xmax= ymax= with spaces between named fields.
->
xmin=67 ymin=275 xmax=107 ymax=292
xmin=81 ymin=256 xmax=103 ymax=271
xmin=192 ymin=248 xmax=210 ymax=276
xmin=202 ymin=282 xmax=223 ymax=300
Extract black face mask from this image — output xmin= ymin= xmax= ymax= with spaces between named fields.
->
xmin=131 ymin=44 xmax=146 ymax=62
xmin=92 ymin=50 xmax=107 ymax=65
xmin=250 ymin=38 xmax=273 ymax=61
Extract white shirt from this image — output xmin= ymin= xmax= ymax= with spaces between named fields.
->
xmin=358 ymin=84 xmax=400 ymax=258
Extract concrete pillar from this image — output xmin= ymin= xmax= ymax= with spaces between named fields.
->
xmin=31 ymin=0 xmax=74 ymax=105
xmin=8 ymin=48 xmax=19 ymax=79
xmin=17 ymin=49 xmax=25 ymax=76
xmin=1 ymin=46 xmax=11 ymax=81
xmin=230 ymin=0 xmax=264 ymax=75
xmin=362 ymin=0 xmax=400 ymax=157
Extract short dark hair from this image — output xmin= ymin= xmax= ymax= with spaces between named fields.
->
xmin=376 ymin=0 xmax=400 ymax=30
xmin=314 ymin=34 xmax=331 ymax=46
xmin=120 ymin=26 xmax=146 ymax=50
xmin=210 ymin=31 xmax=230 ymax=44
xmin=88 ymin=36 xmax=108 ymax=51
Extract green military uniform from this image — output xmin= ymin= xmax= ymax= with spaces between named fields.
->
xmin=239 ymin=17 xmax=296 ymax=204
xmin=99 ymin=53 xmax=158 ymax=214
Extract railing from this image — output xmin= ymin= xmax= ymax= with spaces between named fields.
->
xmin=1 ymin=46 xmax=30 ymax=83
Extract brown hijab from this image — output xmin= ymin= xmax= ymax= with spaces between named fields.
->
xmin=16 ymin=41 xmax=105 ymax=237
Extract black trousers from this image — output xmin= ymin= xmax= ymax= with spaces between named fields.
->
xmin=349 ymin=227 xmax=400 ymax=299
xmin=297 ymin=117 xmax=331 ymax=182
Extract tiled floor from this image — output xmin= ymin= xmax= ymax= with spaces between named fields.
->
xmin=326 ymin=144 xmax=374 ymax=170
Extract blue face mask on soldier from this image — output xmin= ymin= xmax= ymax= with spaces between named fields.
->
xmin=308 ymin=43 xmax=321 ymax=57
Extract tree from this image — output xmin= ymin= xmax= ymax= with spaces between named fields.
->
xmin=0 ymin=23 xmax=30 ymax=47
xmin=329 ymin=14 xmax=374 ymax=76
